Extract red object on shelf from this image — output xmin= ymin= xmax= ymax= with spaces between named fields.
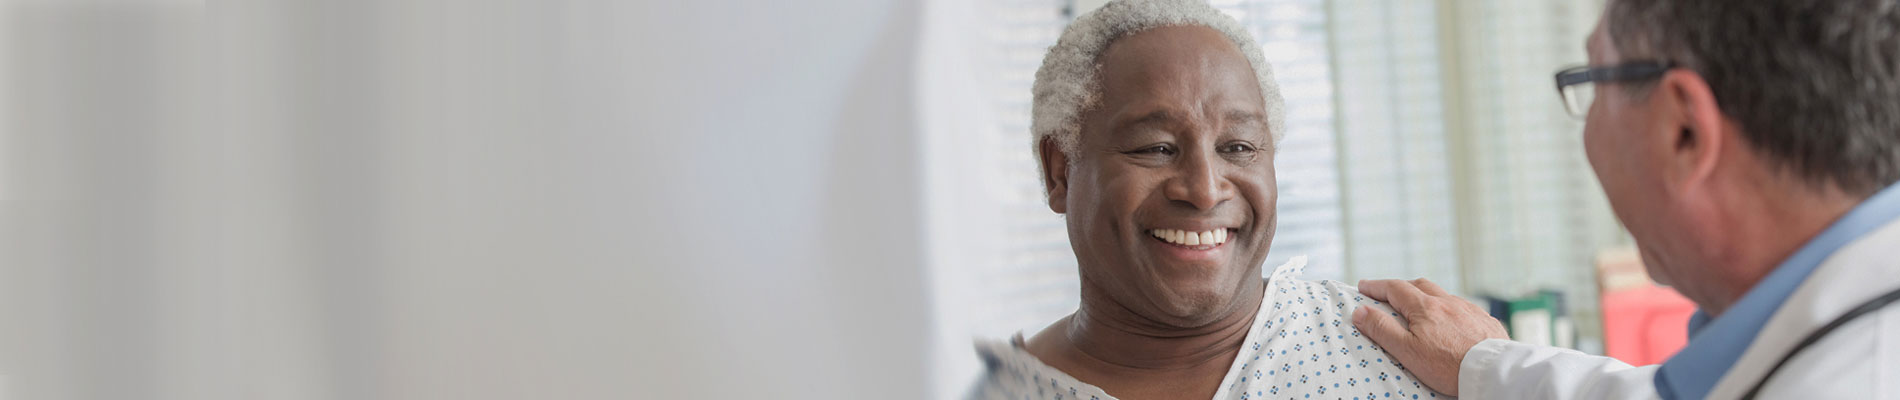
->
xmin=1600 ymin=284 xmax=1697 ymax=366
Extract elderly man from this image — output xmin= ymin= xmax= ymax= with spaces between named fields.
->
xmin=1352 ymin=0 xmax=1900 ymax=399
xmin=968 ymin=1 xmax=1440 ymax=399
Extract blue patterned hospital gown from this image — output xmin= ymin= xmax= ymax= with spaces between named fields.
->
xmin=969 ymin=256 xmax=1449 ymax=400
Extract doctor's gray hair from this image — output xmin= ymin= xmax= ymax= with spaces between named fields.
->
xmin=1030 ymin=0 xmax=1285 ymax=166
xmin=1605 ymin=0 xmax=1900 ymax=195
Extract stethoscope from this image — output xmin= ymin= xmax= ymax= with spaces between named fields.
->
xmin=1739 ymin=286 xmax=1900 ymax=399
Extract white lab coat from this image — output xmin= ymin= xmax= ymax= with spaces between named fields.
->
xmin=1458 ymin=217 xmax=1900 ymax=400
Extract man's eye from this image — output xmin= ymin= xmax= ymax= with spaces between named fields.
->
xmin=1220 ymin=143 xmax=1257 ymax=153
xmin=1130 ymin=145 xmax=1176 ymax=155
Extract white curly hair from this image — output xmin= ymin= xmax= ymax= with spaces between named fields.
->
xmin=1031 ymin=0 xmax=1286 ymax=163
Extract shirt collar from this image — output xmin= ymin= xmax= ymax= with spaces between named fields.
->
xmin=1654 ymin=182 xmax=1900 ymax=400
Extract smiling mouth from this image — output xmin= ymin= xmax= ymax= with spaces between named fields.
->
xmin=1147 ymin=228 xmax=1235 ymax=249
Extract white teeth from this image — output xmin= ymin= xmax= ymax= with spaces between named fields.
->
xmin=1151 ymin=228 xmax=1231 ymax=246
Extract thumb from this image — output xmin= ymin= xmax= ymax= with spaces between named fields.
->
xmin=1352 ymin=305 xmax=1410 ymax=349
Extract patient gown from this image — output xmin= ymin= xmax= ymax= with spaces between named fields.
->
xmin=969 ymin=256 xmax=1449 ymax=400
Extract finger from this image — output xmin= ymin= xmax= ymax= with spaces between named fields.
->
xmin=1375 ymin=279 xmax=1435 ymax=318
xmin=1356 ymin=279 xmax=1400 ymax=302
xmin=1411 ymin=278 xmax=1451 ymax=297
xmin=1352 ymin=305 xmax=1412 ymax=353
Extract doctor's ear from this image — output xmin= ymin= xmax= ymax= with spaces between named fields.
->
xmin=1659 ymin=69 xmax=1728 ymax=191
xmin=1038 ymin=137 xmax=1070 ymax=214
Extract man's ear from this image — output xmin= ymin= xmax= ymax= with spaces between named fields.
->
xmin=1038 ymin=137 xmax=1071 ymax=214
xmin=1657 ymin=69 xmax=1728 ymax=194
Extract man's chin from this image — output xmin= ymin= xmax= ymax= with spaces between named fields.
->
xmin=1146 ymin=283 xmax=1254 ymax=325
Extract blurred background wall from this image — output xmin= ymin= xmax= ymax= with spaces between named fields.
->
xmin=1 ymin=0 xmax=1673 ymax=399
xmin=4 ymin=0 xmax=934 ymax=399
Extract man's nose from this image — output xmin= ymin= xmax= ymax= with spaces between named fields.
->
xmin=1165 ymin=148 xmax=1235 ymax=210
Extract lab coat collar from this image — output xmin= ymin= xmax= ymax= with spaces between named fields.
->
xmin=1654 ymin=182 xmax=1900 ymax=400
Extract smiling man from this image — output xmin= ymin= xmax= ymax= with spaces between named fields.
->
xmin=966 ymin=1 xmax=1440 ymax=399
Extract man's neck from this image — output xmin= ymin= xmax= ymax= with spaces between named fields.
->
xmin=1060 ymin=280 xmax=1265 ymax=371
xmin=1699 ymin=180 xmax=1864 ymax=317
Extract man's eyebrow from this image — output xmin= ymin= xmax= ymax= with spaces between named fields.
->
xmin=1113 ymin=109 xmax=1265 ymax=130
xmin=1225 ymin=110 xmax=1266 ymax=126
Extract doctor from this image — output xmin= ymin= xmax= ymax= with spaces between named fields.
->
xmin=1349 ymin=0 xmax=1900 ymax=399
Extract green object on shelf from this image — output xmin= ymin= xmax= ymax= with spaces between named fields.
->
xmin=1502 ymin=290 xmax=1574 ymax=349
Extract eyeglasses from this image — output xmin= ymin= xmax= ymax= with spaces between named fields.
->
xmin=1553 ymin=61 xmax=1675 ymax=118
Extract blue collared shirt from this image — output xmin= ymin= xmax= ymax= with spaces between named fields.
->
xmin=1654 ymin=183 xmax=1900 ymax=400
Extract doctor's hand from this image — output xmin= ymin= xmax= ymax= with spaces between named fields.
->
xmin=1351 ymin=278 xmax=1509 ymax=397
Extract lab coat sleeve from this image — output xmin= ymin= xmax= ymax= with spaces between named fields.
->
xmin=1458 ymin=338 xmax=1662 ymax=400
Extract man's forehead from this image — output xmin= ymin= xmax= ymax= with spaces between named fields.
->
xmin=1586 ymin=20 xmax=1614 ymax=61
xmin=1086 ymin=25 xmax=1267 ymax=131
xmin=1094 ymin=27 xmax=1257 ymax=95
xmin=1101 ymin=25 xmax=1240 ymax=65
xmin=1586 ymin=30 xmax=1598 ymax=56
xmin=1112 ymin=107 xmax=1265 ymax=127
